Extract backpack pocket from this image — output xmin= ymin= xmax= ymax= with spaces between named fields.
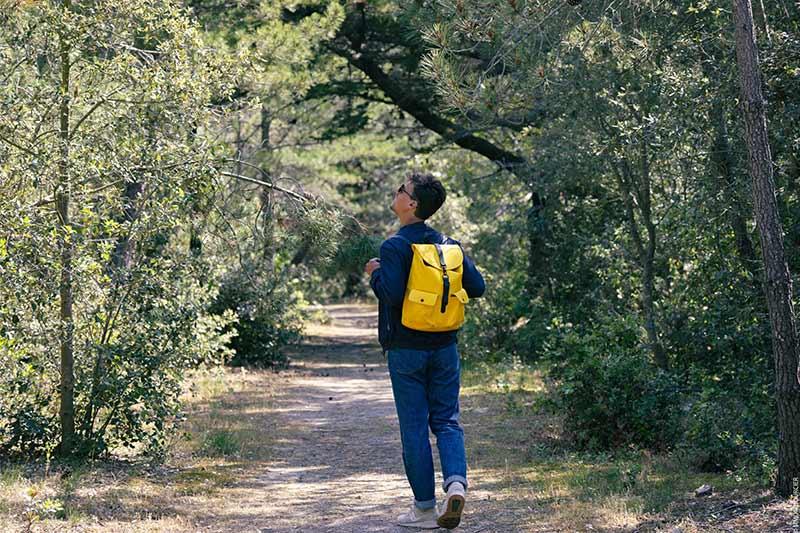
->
xmin=453 ymin=288 xmax=469 ymax=304
xmin=407 ymin=288 xmax=438 ymax=306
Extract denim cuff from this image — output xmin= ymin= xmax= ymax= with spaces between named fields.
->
xmin=415 ymin=497 xmax=437 ymax=510
xmin=443 ymin=475 xmax=468 ymax=493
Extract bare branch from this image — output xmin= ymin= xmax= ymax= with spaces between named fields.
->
xmin=70 ymin=87 xmax=125 ymax=139
xmin=220 ymin=170 xmax=310 ymax=203
xmin=0 ymin=131 xmax=38 ymax=156
xmin=30 ymin=179 xmax=126 ymax=208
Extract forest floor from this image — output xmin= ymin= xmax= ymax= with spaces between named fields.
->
xmin=0 ymin=302 xmax=796 ymax=532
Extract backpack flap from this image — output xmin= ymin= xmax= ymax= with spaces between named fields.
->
xmin=413 ymin=244 xmax=463 ymax=271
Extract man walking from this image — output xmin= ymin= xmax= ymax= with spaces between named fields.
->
xmin=364 ymin=172 xmax=486 ymax=529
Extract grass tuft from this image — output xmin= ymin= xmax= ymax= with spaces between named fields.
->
xmin=199 ymin=429 xmax=241 ymax=458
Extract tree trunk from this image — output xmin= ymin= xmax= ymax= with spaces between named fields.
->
xmin=189 ymin=226 xmax=203 ymax=256
xmin=235 ymin=110 xmax=244 ymax=178
xmin=188 ymin=119 xmax=202 ymax=256
xmin=260 ymin=104 xmax=275 ymax=269
xmin=616 ymin=155 xmax=669 ymax=371
xmin=709 ymin=101 xmax=761 ymax=282
xmin=525 ymin=189 xmax=547 ymax=301
xmin=751 ymin=0 xmax=771 ymax=44
xmin=598 ymin=112 xmax=669 ymax=370
xmin=110 ymin=180 xmax=145 ymax=275
xmin=733 ymin=0 xmax=800 ymax=497
xmin=56 ymin=0 xmax=75 ymax=458
xmin=635 ymin=123 xmax=669 ymax=371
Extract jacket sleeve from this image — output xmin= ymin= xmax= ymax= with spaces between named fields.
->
xmin=461 ymin=249 xmax=486 ymax=298
xmin=369 ymin=238 xmax=407 ymax=308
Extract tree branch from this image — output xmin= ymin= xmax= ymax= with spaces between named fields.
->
xmin=220 ymin=170 xmax=309 ymax=203
xmin=325 ymin=41 xmax=530 ymax=176
xmin=70 ymin=87 xmax=125 ymax=139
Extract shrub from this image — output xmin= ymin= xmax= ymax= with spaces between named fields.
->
xmin=674 ymin=387 xmax=775 ymax=479
xmin=0 ymin=254 xmax=238 ymax=461
xmin=544 ymin=314 xmax=684 ymax=451
xmin=210 ymin=266 xmax=303 ymax=368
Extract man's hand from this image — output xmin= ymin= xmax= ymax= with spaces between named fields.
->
xmin=364 ymin=257 xmax=381 ymax=276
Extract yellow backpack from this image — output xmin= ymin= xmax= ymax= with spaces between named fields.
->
xmin=395 ymin=235 xmax=470 ymax=332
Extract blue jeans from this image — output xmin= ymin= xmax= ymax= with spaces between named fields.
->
xmin=387 ymin=343 xmax=468 ymax=510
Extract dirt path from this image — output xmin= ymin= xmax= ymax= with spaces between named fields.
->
xmin=192 ymin=302 xmax=510 ymax=532
xmin=4 ymin=303 xmax=795 ymax=532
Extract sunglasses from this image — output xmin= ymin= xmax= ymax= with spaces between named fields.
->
xmin=397 ymin=182 xmax=417 ymax=201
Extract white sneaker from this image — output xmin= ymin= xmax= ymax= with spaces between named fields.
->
xmin=436 ymin=482 xmax=466 ymax=529
xmin=396 ymin=502 xmax=440 ymax=529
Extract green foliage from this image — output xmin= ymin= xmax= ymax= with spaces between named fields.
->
xmin=0 ymin=252 xmax=239 ymax=460
xmin=81 ymin=264 xmax=239 ymax=460
xmin=545 ymin=314 xmax=684 ymax=451
xmin=200 ymin=429 xmax=241 ymax=457
xmin=318 ymin=101 xmax=371 ymax=141
xmin=0 ymin=0 xmax=240 ymax=460
xmin=0 ymin=0 xmax=795 ymax=476
xmin=23 ymin=495 xmax=66 ymax=525
xmin=0 ymin=339 xmax=60 ymax=457
xmin=457 ymin=277 xmax=519 ymax=364
xmin=205 ymin=0 xmax=345 ymax=104
xmin=210 ymin=265 xmax=303 ymax=368
xmin=675 ymin=386 xmax=775 ymax=479
xmin=326 ymin=233 xmax=382 ymax=277
xmin=401 ymin=0 xmax=796 ymax=468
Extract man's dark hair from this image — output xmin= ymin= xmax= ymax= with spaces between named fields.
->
xmin=408 ymin=172 xmax=446 ymax=219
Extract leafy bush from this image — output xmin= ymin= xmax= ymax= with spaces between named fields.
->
xmin=674 ymin=386 xmax=775 ymax=478
xmin=0 ymin=253 xmax=238 ymax=461
xmin=80 ymin=260 xmax=239 ymax=461
xmin=0 ymin=341 xmax=60 ymax=458
xmin=544 ymin=314 xmax=684 ymax=451
xmin=210 ymin=265 xmax=303 ymax=368
xmin=457 ymin=267 xmax=528 ymax=364
xmin=320 ymin=233 xmax=382 ymax=300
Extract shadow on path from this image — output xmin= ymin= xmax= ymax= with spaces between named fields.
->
xmin=192 ymin=302 xmax=515 ymax=532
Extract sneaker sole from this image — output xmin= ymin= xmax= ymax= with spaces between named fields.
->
xmin=397 ymin=519 xmax=440 ymax=529
xmin=397 ymin=511 xmax=439 ymax=529
xmin=436 ymin=494 xmax=465 ymax=529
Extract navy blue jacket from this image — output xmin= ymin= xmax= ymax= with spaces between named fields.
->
xmin=369 ymin=221 xmax=486 ymax=354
